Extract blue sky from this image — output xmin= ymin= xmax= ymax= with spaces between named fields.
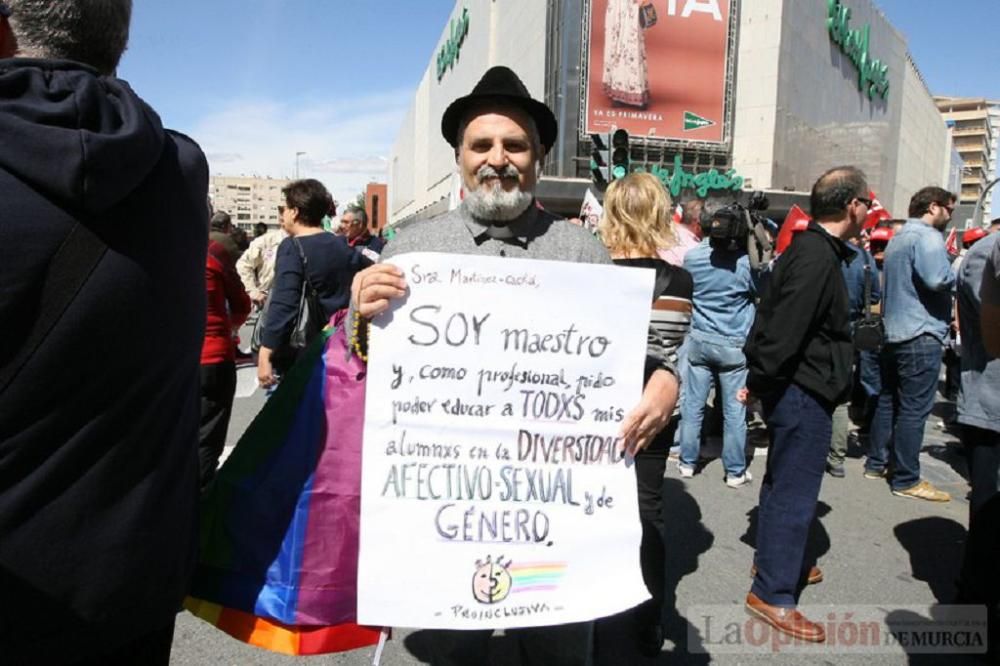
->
xmin=118 ymin=1 xmax=455 ymax=203
xmin=117 ymin=0 xmax=999 ymax=204
xmin=875 ymin=0 xmax=1000 ymax=100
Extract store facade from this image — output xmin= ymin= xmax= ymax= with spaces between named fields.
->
xmin=389 ymin=0 xmax=952 ymax=225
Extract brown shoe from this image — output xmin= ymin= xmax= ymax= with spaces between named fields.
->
xmin=750 ymin=564 xmax=823 ymax=585
xmin=891 ymin=480 xmax=950 ymax=502
xmin=745 ymin=592 xmax=826 ymax=642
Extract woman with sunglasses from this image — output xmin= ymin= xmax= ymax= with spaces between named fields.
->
xmin=257 ymin=179 xmax=366 ymax=387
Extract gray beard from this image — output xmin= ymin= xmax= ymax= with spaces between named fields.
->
xmin=464 ymin=183 xmax=533 ymax=222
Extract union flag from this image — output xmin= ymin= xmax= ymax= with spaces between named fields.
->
xmin=775 ymin=204 xmax=811 ymax=254
xmin=863 ymin=191 xmax=892 ymax=230
xmin=945 ymin=228 xmax=958 ymax=255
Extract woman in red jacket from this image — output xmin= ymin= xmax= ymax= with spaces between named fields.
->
xmin=201 ymin=213 xmax=252 ymax=489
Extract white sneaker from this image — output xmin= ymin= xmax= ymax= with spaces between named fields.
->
xmin=677 ymin=462 xmax=695 ymax=478
xmin=725 ymin=471 xmax=753 ymax=488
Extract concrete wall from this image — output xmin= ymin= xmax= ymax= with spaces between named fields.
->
xmin=390 ymin=103 xmax=416 ymax=215
xmin=389 ymin=0 xmax=548 ymax=223
xmin=892 ymin=57 xmax=950 ymax=216
xmin=730 ymin=0 xmax=950 ymax=214
xmin=770 ymin=0 xmax=905 ymax=209
xmin=730 ymin=0 xmax=783 ymax=191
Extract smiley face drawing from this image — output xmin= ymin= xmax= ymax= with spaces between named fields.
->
xmin=472 ymin=556 xmax=512 ymax=604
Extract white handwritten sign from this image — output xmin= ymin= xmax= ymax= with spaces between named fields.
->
xmin=357 ymin=252 xmax=654 ymax=629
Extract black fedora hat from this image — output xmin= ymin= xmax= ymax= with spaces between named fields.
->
xmin=441 ymin=66 xmax=558 ymax=153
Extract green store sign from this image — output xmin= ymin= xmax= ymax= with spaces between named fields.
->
xmin=633 ymin=156 xmax=744 ymax=198
xmin=436 ymin=8 xmax=470 ymax=82
xmin=827 ymin=0 xmax=889 ymax=100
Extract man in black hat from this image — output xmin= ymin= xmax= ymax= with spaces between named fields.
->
xmin=351 ymin=65 xmax=679 ymax=664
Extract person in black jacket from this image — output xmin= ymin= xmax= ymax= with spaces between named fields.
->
xmin=257 ymin=179 xmax=366 ymax=386
xmin=743 ymin=166 xmax=867 ymax=643
xmin=0 ymin=1 xmax=208 ymax=663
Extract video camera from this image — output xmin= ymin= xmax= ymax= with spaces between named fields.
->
xmin=707 ymin=191 xmax=774 ymax=270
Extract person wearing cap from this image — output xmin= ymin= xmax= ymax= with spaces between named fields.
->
xmin=350 ymin=65 xmax=679 ymax=665
xmin=866 ymin=187 xmax=957 ymax=501
xmin=953 ymin=227 xmax=988 ymax=275
xmin=868 ymin=224 xmax=896 ymax=270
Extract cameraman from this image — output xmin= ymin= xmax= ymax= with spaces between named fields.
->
xmin=676 ymin=203 xmax=759 ymax=487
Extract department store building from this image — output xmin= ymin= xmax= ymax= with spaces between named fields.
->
xmin=389 ymin=0 xmax=954 ymax=225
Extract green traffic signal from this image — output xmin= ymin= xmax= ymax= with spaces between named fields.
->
xmin=611 ymin=129 xmax=629 ymax=180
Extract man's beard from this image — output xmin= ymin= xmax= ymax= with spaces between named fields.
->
xmin=463 ymin=164 xmax=534 ymax=222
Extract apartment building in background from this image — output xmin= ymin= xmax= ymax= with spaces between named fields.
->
xmin=988 ymin=102 xmax=1000 ymax=220
xmin=936 ymin=96 xmax=996 ymax=208
xmin=209 ymin=176 xmax=289 ymax=232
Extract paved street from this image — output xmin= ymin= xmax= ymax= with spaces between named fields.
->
xmin=170 ymin=360 xmax=981 ymax=665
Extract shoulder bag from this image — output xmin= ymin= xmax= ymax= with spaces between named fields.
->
xmin=853 ymin=252 xmax=884 ymax=352
xmin=270 ymin=237 xmax=327 ymax=372
xmin=251 ymin=237 xmax=326 ymax=355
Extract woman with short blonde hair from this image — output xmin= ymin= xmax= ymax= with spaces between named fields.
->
xmin=599 ymin=172 xmax=676 ymax=258
xmin=597 ymin=170 xmax=691 ymax=656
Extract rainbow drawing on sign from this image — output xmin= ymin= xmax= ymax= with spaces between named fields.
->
xmin=508 ymin=562 xmax=567 ymax=594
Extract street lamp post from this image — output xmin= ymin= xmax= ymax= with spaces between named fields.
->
xmin=971 ymin=177 xmax=1000 ymax=229
xmin=295 ymin=151 xmax=306 ymax=179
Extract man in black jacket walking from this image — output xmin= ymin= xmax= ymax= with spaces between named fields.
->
xmin=743 ymin=166 xmax=868 ymax=642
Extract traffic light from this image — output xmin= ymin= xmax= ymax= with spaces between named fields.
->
xmin=589 ymin=133 xmax=610 ymax=191
xmin=611 ymin=129 xmax=630 ymax=180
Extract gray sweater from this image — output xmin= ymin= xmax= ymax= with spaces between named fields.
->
xmin=957 ymin=234 xmax=1000 ymax=433
xmin=383 ymin=202 xmax=611 ymax=264
xmin=372 ymin=201 xmax=675 ymax=377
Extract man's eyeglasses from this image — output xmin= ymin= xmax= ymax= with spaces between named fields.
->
xmin=935 ymin=202 xmax=955 ymax=215
xmin=855 ymin=196 xmax=873 ymax=208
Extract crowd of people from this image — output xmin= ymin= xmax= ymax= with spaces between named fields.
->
xmin=2 ymin=2 xmax=999 ymax=665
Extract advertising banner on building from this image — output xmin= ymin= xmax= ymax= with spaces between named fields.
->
xmin=583 ymin=0 xmax=732 ymax=144
xmin=357 ymin=253 xmax=652 ymax=629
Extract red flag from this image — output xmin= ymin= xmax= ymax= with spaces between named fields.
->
xmin=863 ymin=191 xmax=891 ymax=230
xmin=776 ymin=205 xmax=811 ymax=254
xmin=945 ymin=228 xmax=958 ymax=255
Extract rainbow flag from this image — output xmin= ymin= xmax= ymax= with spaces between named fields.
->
xmin=508 ymin=562 xmax=568 ymax=594
xmin=187 ymin=317 xmax=382 ymax=655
